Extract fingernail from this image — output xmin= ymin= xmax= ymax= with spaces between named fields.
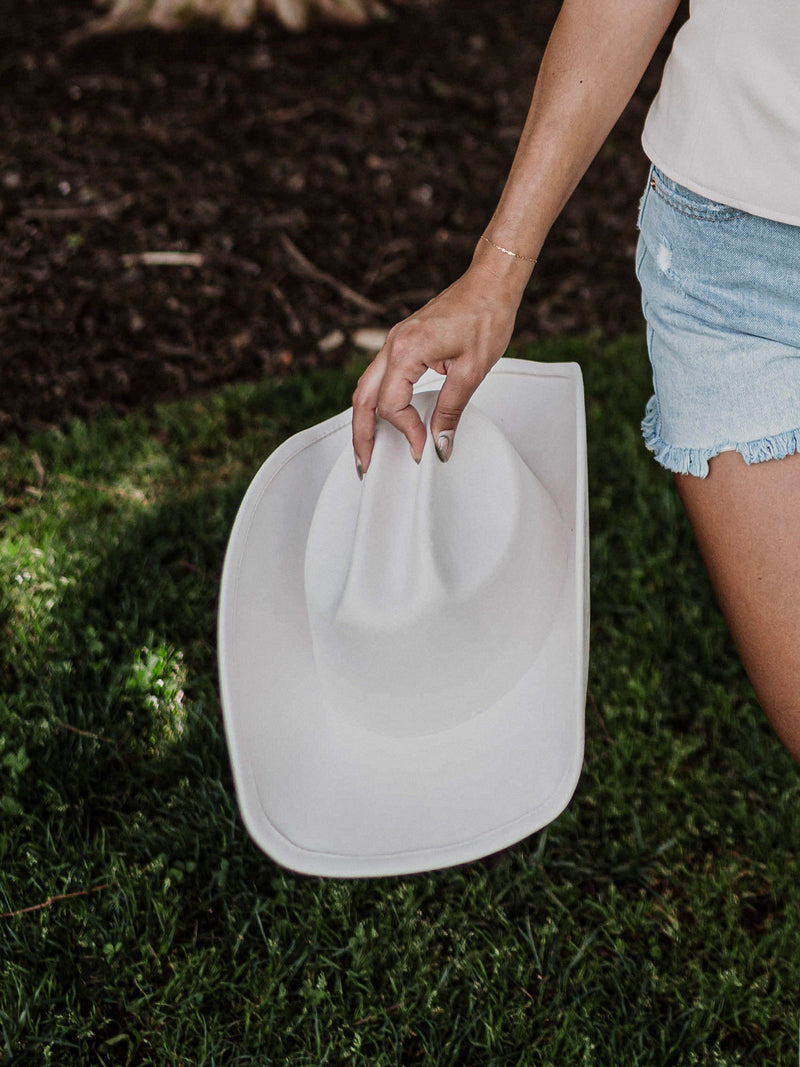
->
xmin=410 ymin=443 xmax=421 ymax=465
xmin=435 ymin=432 xmax=453 ymax=463
xmin=355 ymin=456 xmax=364 ymax=481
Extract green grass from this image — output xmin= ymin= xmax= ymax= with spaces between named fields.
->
xmin=1 ymin=334 xmax=798 ymax=1066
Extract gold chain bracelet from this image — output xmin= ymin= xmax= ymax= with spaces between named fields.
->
xmin=480 ymin=234 xmax=537 ymax=263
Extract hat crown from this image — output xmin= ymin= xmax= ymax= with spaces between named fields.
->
xmin=305 ymin=389 xmax=569 ymax=736
xmin=334 ymin=395 xmax=519 ymax=628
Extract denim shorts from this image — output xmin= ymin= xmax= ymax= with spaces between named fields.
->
xmin=635 ymin=165 xmax=800 ymax=478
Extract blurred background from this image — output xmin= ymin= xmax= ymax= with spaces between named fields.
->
xmin=2 ymin=0 xmax=681 ymax=437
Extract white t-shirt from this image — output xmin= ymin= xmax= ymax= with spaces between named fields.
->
xmin=642 ymin=0 xmax=800 ymax=226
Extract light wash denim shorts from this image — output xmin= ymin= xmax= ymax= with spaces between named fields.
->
xmin=635 ymin=165 xmax=800 ymax=478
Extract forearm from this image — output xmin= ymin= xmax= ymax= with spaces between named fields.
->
xmin=350 ymin=0 xmax=683 ymax=471
xmin=472 ymin=0 xmax=682 ymax=292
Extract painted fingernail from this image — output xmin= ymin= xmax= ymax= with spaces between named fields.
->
xmin=410 ymin=443 xmax=421 ymax=465
xmin=355 ymin=456 xmax=364 ymax=481
xmin=435 ymin=432 xmax=453 ymax=463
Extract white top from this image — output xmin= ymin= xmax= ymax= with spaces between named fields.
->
xmin=642 ymin=0 xmax=800 ymax=226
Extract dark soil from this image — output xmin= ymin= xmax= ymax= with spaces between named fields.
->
xmin=1 ymin=0 xmax=685 ymax=437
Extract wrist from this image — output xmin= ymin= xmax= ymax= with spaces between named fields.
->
xmin=479 ymin=233 xmax=538 ymax=264
xmin=468 ymin=234 xmax=538 ymax=303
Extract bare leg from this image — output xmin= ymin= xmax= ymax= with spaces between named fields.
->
xmin=674 ymin=450 xmax=800 ymax=765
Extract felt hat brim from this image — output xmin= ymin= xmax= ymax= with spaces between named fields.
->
xmin=218 ymin=358 xmax=588 ymax=877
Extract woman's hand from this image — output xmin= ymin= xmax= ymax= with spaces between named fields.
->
xmin=351 ymin=250 xmax=529 ymax=477
xmin=351 ymin=0 xmax=682 ymax=479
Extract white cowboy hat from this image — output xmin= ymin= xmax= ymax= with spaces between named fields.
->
xmin=218 ymin=357 xmax=588 ymax=878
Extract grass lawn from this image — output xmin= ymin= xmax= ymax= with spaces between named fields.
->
xmin=1 ymin=333 xmax=798 ymax=1065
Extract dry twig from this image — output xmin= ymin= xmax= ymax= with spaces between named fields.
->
xmin=269 ymin=283 xmax=304 ymax=335
xmin=21 ymin=194 xmax=136 ymax=221
xmin=279 ymin=233 xmax=384 ymax=315
xmin=121 ymin=251 xmax=204 ymax=267
xmin=1 ymin=883 xmax=112 ymax=920
xmin=57 ymin=473 xmax=149 ymax=503
xmin=30 ymin=451 xmax=45 ymax=490
xmin=55 ymin=720 xmax=114 ymax=744
xmin=588 ymin=690 xmax=614 ymax=744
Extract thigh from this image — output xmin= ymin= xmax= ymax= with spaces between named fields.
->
xmin=675 ymin=450 xmax=800 ymax=765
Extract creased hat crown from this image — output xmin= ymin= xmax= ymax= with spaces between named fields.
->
xmin=304 ymin=390 xmax=569 ymax=735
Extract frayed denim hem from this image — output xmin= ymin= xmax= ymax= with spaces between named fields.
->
xmin=641 ymin=395 xmax=800 ymax=479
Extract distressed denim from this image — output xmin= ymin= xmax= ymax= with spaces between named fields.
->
xmin=636 ymin=165 xmax=800 ymax=477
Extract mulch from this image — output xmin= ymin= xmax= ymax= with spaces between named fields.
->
xmin=1 ymin=0 xmax=684 ymax=437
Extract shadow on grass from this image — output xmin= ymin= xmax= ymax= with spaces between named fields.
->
xmin=2 ymin=343 xmax=799 ymax=1064
xmin=2 ymin=368 xmax=362 ymax=908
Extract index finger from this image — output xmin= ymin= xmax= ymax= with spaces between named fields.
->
xmin=352 ymin=337 xmax=433 ymax=475
xmin=351 ymin=354 xmax=386 ymax=478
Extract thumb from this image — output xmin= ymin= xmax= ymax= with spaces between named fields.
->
xmin=429 ymin=367 xmax=480 ymax=463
